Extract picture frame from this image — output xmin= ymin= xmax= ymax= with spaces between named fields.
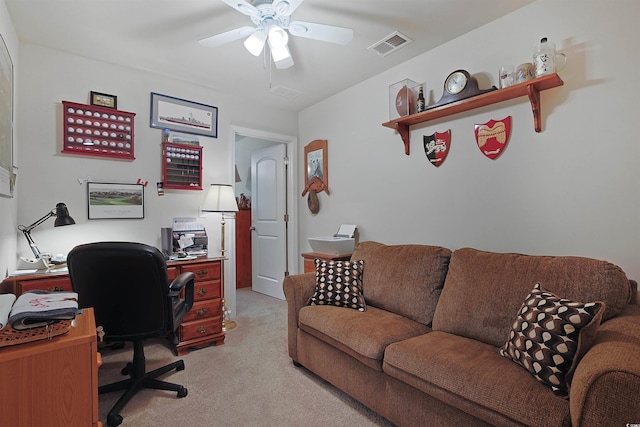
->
xmin=0 ymin=33 xmax=13 ymax=198
xmin=90 ymin=91 xmax=118 ymax=109
xmin=87 ymin=182 xmax=144 ymax=219
xmin=304 ymin=139 xmax=328 ymax=191
xmin=150 ymin=92 xmax=218 ymax=138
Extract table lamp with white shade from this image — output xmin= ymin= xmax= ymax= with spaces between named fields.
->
xmin=201 ymin=184 xmax=238 ymax=330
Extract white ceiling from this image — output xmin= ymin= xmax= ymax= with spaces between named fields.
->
xmin=5 ymin=0 xmax=534 ymax=112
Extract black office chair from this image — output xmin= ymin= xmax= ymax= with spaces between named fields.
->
xmin=67 ymin=242 xmax=195 ymax=427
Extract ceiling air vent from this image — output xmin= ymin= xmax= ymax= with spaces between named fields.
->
xmin=368 ymin=31 xmax=413 ymax=57
xmin=269 ymin=85 xmax=302 ymax=99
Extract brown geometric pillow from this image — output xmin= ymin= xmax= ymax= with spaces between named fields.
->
xmin=308 ymin=259 xmax=366 ymax=311
xmin=499 ymin=283 xmax=605 ymax=398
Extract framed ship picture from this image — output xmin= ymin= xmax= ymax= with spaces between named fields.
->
xmin=150 ymin=92 xmax=218 ymax=138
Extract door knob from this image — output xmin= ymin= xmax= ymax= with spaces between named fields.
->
xmin=249 ymin=226 xmax=256 ymax=231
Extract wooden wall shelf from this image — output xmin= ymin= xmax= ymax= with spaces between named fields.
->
xmin=382 ymin=73 xmax=564 ymax=155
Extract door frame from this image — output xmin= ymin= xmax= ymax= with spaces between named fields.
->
xmin=229 ymin=126 xmax=298 ymax=316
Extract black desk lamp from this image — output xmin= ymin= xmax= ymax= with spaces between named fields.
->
xmin=17 ymin=202 xmax=75 ymax=259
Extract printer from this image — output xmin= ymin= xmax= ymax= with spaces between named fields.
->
xmin=164 ymin=217 xmax=208 ymax=256
xmin=308 ymin=224 xmax=358 ymax=255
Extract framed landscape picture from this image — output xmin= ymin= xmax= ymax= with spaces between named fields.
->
xmin=87 ymin=182 xmax=144 ymax=219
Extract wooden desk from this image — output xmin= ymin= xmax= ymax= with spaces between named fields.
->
xmin=0 ymin=308 xmax=101 ymax=427
xmin=0 ymin=257 xmax=225 ymax=355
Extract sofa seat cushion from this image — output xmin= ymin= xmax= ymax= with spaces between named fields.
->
xmin=299 ymin=305 xmax=430 ymax=371
xmin=383 ymin=331 xmax=571 ymax=427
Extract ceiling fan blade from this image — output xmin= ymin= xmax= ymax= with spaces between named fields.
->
xmin=221 ymin=0 xmax=260 ymax=17
xmin=272 ymin=0 xmax=305 ymax=17
xmin=288 ymin=20 xmax=353 ymax=45
xmin=198 ymin=26 xmax=256 ymax=48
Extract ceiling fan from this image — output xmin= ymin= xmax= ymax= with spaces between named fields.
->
xmin=199 ymin=0 xmax=354 ymax=69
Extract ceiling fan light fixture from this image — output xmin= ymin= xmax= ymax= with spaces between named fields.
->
xmin=267 ymin=25 xmax=289 ymax=49
xmin=244 ymin=30 xmax=267 ymax=56
xmin=270 ymin=44 xmax=290 ymax=62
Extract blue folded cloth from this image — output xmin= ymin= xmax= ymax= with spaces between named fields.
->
xmin=9 ymin=290 xmax=78 ymax=330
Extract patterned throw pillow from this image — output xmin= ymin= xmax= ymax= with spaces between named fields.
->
xmin=499 ymin=283 xmax=605 ymax=398
xmin=308 ymin=259 xmax=366 ymax=311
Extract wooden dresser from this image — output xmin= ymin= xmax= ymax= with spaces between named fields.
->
xmin=0 ymin=308 xmax=101 ymax=427
xmin=0 ymin=257 xmax=225 ymax=355
xmin=166 ymin=257 xmax=225 ymax=355
xmin=235 ymin=209 xmax=252 ymax=288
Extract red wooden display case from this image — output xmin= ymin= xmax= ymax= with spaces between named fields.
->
xmin=62 ymin=100 xmax=135 ymax=160
xmin=162 ymin=142 xmax=202 ymax=190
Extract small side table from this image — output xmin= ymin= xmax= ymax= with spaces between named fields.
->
xmin=301 ymin=252 xmax=353 ymax=273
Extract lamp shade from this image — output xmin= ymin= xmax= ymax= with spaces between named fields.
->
xmin=54 ymin=202 xmax=76 ymax=226
xmin=244 ymin=30 xmax=267 ymax=56
xmin=202 ymin=184 xmax=238 ymax=213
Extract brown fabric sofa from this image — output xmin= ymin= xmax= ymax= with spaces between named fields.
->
xmin=283 ymin=241 xmax=640 ymax=426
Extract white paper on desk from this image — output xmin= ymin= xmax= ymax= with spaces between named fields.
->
xmin=335 ymin=224 xmax=357 ymax=238
xmin=0 ymin=293 xmax=16 ymax=330
xmin=172 ymin=217 xmax=205 ymax=232
xmin=9 ymin=269 xmax=38 ymax=276
xmin=178 ymin=235 xmax=194 ymax=249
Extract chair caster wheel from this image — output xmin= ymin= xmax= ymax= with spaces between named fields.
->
xmin=121 ymin=362 xmax=132 ymax=376
xmin=177 ymin=386 xmax=188 ymax=398
xmin=176 ymin=360 xmax=185 ymax=371
xmin=107 ymin=413 xmax=123 ymax=426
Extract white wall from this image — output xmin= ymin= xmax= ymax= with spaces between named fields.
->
xmin=13 ymin=42 xmax=296 ymax=256
xmin=0 ymin=1 xmax=18 ymax=278
xmin=5 ymin=40 xmax=296 ymax=316
xmin=298 ymin=0 xmax=640 ymax=282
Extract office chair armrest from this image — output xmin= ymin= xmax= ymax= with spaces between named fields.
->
xmin=169 ymin=272 xmax=195 ymax=311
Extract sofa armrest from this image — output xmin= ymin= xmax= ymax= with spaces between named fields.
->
xmin=570 ymin=304 xmax=640 ymax=427
xmin=282 ymin=272 xmax=316 ymax=363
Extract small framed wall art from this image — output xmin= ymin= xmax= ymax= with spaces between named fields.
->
xmin=87 ymin=182 xmax=144 ymax=219
xmin=150 ymin=92 xmax=218 ymax=138
xmin=90 ymin=91 xmax=117 ymax=109
xmin=304 ymin=139 xmax=328 ymax=193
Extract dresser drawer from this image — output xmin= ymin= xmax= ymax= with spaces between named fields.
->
xmin=18 ymin=277 xmax=72 ymax=293
xmin=193 ymin=280 xmax=221 ymax=302
xmin=182 ymin=261 xmax=221 ymax=282
xmin=166 ymin=266 xmax=179 ymax=281
xmin=179 ymin=316 xmax=222 ymax=341
xmin=183 ymin=299 xmax=220 ymax=322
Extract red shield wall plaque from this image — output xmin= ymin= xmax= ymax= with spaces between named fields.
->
xmin=423 ymin=130 xmax=451 ymax=167
xmin=474 ymin=116 xmax=511 ymax=160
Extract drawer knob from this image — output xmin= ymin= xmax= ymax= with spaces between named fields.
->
xmin=196 ymin=269 xmax=208 ymax=277
xmin=197 ymin=326 xmax=208 ymax=334
xmin=196 ymin=307 xmax=208 ymax=316
xmin=46 ymin=286 xmax=65 ymax=292
xmin=196 ymin=288 xmax=208 ymax=296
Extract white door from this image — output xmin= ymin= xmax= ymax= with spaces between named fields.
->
xmin=251 ymin=144 xmax=287 ymax=299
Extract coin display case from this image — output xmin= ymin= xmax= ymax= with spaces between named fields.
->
xmin=62 ymin=100 xmax=136 ymax=160
xmin=162 ymin=142 xmax=203 ymax=190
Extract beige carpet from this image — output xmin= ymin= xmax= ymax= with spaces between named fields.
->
xmin=98 ymin=288 xmax=396 ymax=426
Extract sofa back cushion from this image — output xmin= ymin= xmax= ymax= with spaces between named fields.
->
xmin=431 ymin=247 xmax=633 ymax=347
xmin=350 ymin=241 xmax=451 ymax=325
